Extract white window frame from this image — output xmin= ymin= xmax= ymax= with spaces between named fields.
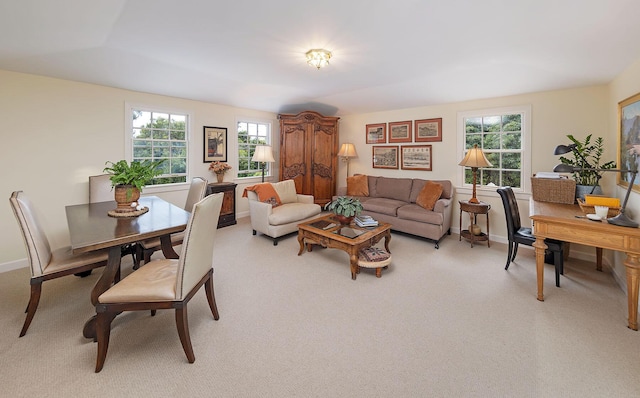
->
xmin=457 ymin=105 xmax=532 ymax=196
xmin=236 ymin=117 xmax=274 ymax=181
xmin=124 ymin=102 xmax=193 ymax=193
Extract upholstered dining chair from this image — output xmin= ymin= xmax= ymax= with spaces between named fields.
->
xmin=9 ymin=191 xmax=109 ymax=337
xmin=497 ymin=187 xmax=565 ymax=287
xmin=94 ymin=192 xmax=223 ymax=372
xmin=136 ymin=177 xmax=208 ymax=265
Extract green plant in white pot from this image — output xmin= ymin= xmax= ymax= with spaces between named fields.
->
xmin=324 ymin=196 xmax=363 ymax=225
xmin=103 ymin=159 xmax=165 ymax=211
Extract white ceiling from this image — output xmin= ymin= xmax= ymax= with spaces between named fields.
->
xmin=2 ymin=0 xmax=640 ymax=116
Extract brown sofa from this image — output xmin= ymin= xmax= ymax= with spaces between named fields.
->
xmin=336 ymin=176 xmax=454 ymax=248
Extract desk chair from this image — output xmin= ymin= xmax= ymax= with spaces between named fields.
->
xmin=497 ymin=187 xmax=565 ymax=287
xmin=94 ymin=193 xmax=223 ymax=372
xmin=10 ymin=191 xmax=109 ymax=337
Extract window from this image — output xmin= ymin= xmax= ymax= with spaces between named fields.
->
xmin=457 ymin=105 xmax=531 ymax=192
xmin=126 ymin=105 xmax=189 ymax=186
xmin=237 ymin=119 xmax=272 ymax=179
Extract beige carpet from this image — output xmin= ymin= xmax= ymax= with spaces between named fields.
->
xmin=1 ymin=216 xmax=639 ymax=397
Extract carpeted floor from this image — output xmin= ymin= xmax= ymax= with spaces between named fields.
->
xmin=1 ymin=216 xmax=639 ymax=397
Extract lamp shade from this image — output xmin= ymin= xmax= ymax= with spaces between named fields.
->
xmin=251 ymin=145 xmax=275 ymax=163
xmin=458 ymin=144 xmax=493 ymax=168
xmin=338 ymin=143 xmax=358 ymax=158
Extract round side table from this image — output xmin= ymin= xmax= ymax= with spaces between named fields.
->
xmin=459 ymin=200 xmax=491 ymax=248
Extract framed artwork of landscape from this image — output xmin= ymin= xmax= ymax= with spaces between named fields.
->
xmin=388 ymin=121 xmax=412 ymax=143
xmin=414 ymin=118 xmax=442 ymax=142
xmin=372 ymin=146 xmax=398 ymax=169
xmin=204 ymin=126 xmax=227 ymax=162
xmin=366 ymin=123 xmax=387 ymax=144
xmin=401 ymin=145 xmax=432 ymax=171
xmin=618 ymin=92 xmax=640 ymax=193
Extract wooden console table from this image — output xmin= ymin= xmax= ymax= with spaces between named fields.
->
xmin=530 ymin=198 xmax=640 ymax=330
xmin=207 ymin=182 xmax=237 ymax=228
xmin=459 ymin=200 xmax=491 ymax=248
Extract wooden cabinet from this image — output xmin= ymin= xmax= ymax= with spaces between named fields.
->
xmin=207 ymin=182 xmax=237 ymax=228
xmin=278 ymin=111 xmax=340 ymax=206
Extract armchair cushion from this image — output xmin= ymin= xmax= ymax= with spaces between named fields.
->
xmin=272 ymin=180 xmax=298 ymax=204
xmin=347 ymin=174 xmax=369 ymax=196
xmin=244 ymin=183 xmax=282 ymax=207
xmin=269 ymin=202 xmax=322 ymax=226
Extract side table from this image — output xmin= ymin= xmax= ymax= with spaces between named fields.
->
xmin=459 ymin=200 xmax=491 ymax=248
xmin=207 ymin=182 xmax=237 ymax=228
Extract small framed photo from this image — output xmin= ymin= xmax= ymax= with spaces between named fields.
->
xmin=372 ymin=146 xmax=399 ymax=169
xmin=366 ymin=123 xmax=387 ymax=144
xmin=388 ymin=121 xmax=412 ymax=143
xmin=401 ymin=145 xmax=432 ymax=171
xmin=414 ymin=118 xmax=442 ymax=142
xmin=204 ymin=126 xmax=227 ymax=162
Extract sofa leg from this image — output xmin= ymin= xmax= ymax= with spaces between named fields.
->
xmin=434 ymin=242 xmax=440 ymax=249
xmin=252 ymin=230 xmax=256 ymax=235
xmin=273 ymin=238 xmax=278 ymax=246
xmin=447 ymin=229 xmax=451 ymax=235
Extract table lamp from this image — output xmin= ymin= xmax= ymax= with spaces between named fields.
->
xmin=338 ymin=143 xmax=358 ymax=177
xmin=251 ymin=145 xmax=275 ymax=183
xmin=458 ymin=144 xmax=493 ymax=204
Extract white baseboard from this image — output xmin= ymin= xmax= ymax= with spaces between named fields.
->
xmin=0 ymin=258 xmax=27 ymax=274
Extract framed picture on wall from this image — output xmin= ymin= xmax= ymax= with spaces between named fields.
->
xmin=388 ymin=121 xmax=412 ymax=143
xmin=203 ymin=126 xmax=227 ymax=162
xmin=401 ymin=145 xmax=432 ymax=171
xmin=414 ymin=118 xmax=442 ymax=142
xmin=366 ymin=123 xmax=387 ymax=144
xmin=372 ymin=146 xmax=399 ymax=169
xmin=618 ymin=92 xmax=640 ymax=192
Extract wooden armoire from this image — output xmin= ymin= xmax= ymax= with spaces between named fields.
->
xmin=278 ymin=111 xmax=340 ymax=206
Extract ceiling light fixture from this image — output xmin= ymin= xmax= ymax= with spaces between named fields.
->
xmin=306 ymin=49 xmax=332 ymax=69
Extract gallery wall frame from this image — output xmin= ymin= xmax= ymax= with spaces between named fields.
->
xmin=203 ymin=126 xmax=227 ymax=162
xmin=401 ymin=145 xmax=432 ymax=171
xmin=366 ymin=123 xmax=387 ymax=144
xmin=372 ymin=146 xmax=399 ymax=169
xmin=414 ymin=118 xmax=442 ymax=142
xmin=618 ymin=92 xmax=640 ymax=193
xmin=388 ymin=120 xmax=412 ymax=143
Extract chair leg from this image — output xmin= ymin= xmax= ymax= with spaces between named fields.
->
xmin=505 ymin=241 xmax=514 ymax=270
xmin=175 ymin=306 xmax=195 ymax=363
xmin=511 ymin=243 xmax=519 ymax=262
xmin=95 ymin=310 xmax=116 ymax=373
xmin=20 ymin=282 xmax=42 ymax=337
xmin=204 ymin=271 xmax=220 ymax=320
xmin=554 ymin=250 xmax=563 ymax=288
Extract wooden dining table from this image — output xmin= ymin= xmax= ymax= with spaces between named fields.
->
xmin=65 ymin=196 xmax=191 ymax=339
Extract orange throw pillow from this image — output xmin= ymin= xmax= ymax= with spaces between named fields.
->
xmin=416 ymin=181 xmax=443 ymax=210
xmin=347 ymin=175 xmax=369 ymax=196
xmin=243 ymin=183 xmax=282 ymax=207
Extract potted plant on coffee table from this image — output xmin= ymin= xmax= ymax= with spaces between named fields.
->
xmin=324 ymin=196 xmax=363 ymax=225
xmin=103 ymin=159 xmax=165 ymax=212
xmin=556 ymin=134 xmax=616 ymax=199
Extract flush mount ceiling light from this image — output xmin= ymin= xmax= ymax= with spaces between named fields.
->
xmin=305 ymin=49 xmax=332 ymax=69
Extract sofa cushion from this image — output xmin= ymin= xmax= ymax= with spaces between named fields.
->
xmin=268 ymin=203 xmax=321 ymax=226
xmin=272 ymin=180 xmax=298 ymax=204
xmin=410 ymin=179 xmax=453 ymax=202
xmin=245 ymin=183 xmax=282 ymax=207
xmin=367 ymin=175 xmax=379 ymax=197
xmin=347 ymin=174 xmax=369 ymax=196
xmin=375 ymin=177 xmax=413 ymax=202
xmin=397 ymin=204 xmax=444 ymax=225
xmin=362 ymin=198 xmax=407 ymax=216
xmin=415 ymin=181 xmax=443 ymax=210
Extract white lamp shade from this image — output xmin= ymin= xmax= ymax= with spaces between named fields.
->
xmin=338 ymin=143 xmax=358 ymax=158
xmin=252 ymin=145 xmax=275 ymax=163
xmin=458 ymin=144 xmax=493 ymax=168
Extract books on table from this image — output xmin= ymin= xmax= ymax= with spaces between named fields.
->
xmin=355 ymin=215 xmax=378 ymax=227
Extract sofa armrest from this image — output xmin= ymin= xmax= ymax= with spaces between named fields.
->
xmin=297 ymin=194 xmax=315 ymax=204
xmin=336 ymin=186 xmax=347 ymax=196
xmin=434 ymin=198 xmax=453 ymax=232
xmin=248 ymin=199 xmax=273 ymax=233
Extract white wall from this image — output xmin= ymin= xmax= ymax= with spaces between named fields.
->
xmin=0 ymin=69 xmax=276 ymax=264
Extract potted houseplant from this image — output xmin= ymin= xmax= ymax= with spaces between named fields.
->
xmin=103 ymin=159 xmax=165 ymax=212
xmin=557 ymin=134 xmax=616 ymax=199
xmin=324 ymin=196 xmax=363 ymax=225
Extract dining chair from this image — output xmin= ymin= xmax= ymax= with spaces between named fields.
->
xmin=89 ymin=174 xmax=139 ymax=269
xmin=497 ymin=187 xmax=565 ymax=287
xmin=136 ymin=177 xmax=208 ymax=265
xmin=94 ymin=192 xmax=224 ymax=372
xmin=9 ymin=191 xmax=109 ymax=337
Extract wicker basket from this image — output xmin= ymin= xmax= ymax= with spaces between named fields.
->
xmin=577 ymin=199 xmax=621 ymax=217
xmin=531 ymin=176 xmax=576 ymax=204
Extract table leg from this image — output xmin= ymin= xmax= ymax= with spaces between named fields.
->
xmin=486 ymin=212 xmax=490 ymax=248
xmin=84 ymin=246 xmax=122 ymax=340
xmin=350 ymin=253 xmax=358 ymax=280
xmin=297 ymin=232 xmax=305 ymax=255
xmin=533 ymin=238 xmax=548 ymax=301
xmin=596 ymin=247 xmax=603 ymax=272
xmin=468 ymin=211 xmax=475 ymax=247
xmin=624 ymin=253 xmax=640 ymax=330
xmin=384 ymin=231 xmax=391 ymax=253
xmin=459 ymin=208 xmax=462 ymax=242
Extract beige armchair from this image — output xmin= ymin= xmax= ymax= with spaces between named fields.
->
xmin=245 ymin=179 xmax=322 ymax=245
xmin=94 ymin=193 xmax=224 ymax=372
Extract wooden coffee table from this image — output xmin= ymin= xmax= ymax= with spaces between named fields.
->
xmin=297 ymin=214 xmax=392 ymax=280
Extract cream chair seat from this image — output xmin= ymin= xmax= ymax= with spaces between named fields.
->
xmin=10 ymin=191 xmax=109 ymax=337
xmin=94 ymin=193 xmax=224 ymax=372
xmin=246 ymin=179 xmax=322 ymax=245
